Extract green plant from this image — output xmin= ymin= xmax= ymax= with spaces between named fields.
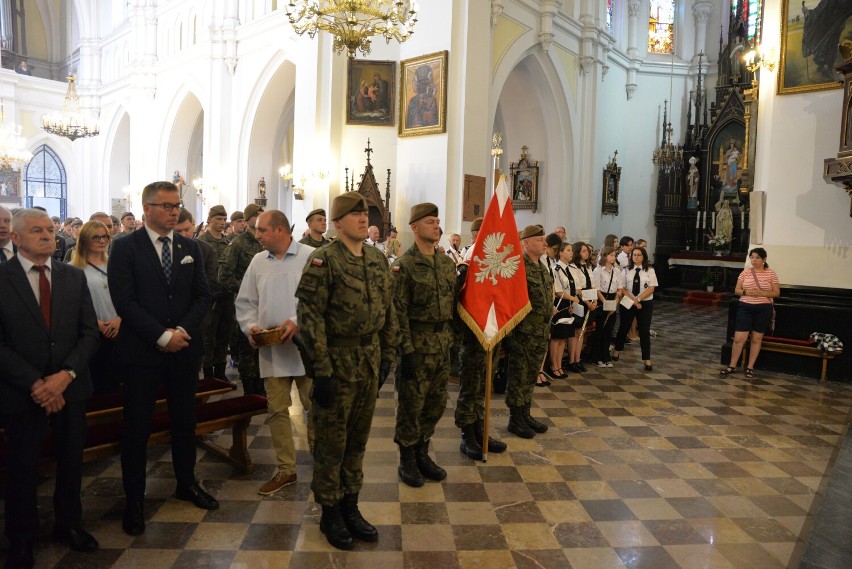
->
xmin=700 ymin=274 xmax=715 ymax=286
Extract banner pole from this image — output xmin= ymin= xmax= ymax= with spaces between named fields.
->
xmin=482 ymin=346 xmax=493 ymax=463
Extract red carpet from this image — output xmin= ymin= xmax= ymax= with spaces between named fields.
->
xmin=683 ymin=290 xmax=724 ymax=308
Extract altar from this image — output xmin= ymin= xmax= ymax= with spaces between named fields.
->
xmin=667 ymin=252 xmax=746 ymax=291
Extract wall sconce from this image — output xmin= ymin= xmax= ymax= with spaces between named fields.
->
xmin=122 ymin=185 xmax=134 ymax=211
xmin=279 ymin=164 xmax=304 ymax=200
xmin=743 ymin=45 xmax=777 ymax=74
xmin=192 ymin=177 xmax=207 ymax=205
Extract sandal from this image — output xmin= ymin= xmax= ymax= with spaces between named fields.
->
xmin=745 ymin=368 xmax=754 ymax=379
xmin=720 ymin=366 xmax=736 ymax=376
xmin=536 ymin=373 xmax=551 ymax=387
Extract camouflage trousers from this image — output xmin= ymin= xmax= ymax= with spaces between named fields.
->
xmin=505 ymin=328 xmax=548 ymax=409
xmin=394 ymin=350 xmax=450 ymax=448
xmin=311 ymin=376 xmax=378 ymax=506
xmin=237 ymin=330 xmax=259 ymax=380
xmin=203 ymin=297 xmax=235 ymax=369
xmin=454 ymin=326 xmax=500 ymax=428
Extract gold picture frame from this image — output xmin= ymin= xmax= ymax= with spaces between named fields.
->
xmin=510 ymin=146 xmax=539 ymax=212
xmin=777 ymin=0 xmax=849 ymax=95
xmin=398 ymin=50 xmax=448 ymax=137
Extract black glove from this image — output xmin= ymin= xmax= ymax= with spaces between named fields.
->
xmin=378 ymin=360 xmax=392 ymax=392
xmin=400 ymin=352 xmax=418 ymax=381
xmin=456 ymin=263 xmax=469 ymax=290
xmin=311 ymin=376 xmax=336 ymax=409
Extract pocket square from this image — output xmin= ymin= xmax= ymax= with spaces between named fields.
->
xmin=180 ymin=256 xmax=194 ymax=265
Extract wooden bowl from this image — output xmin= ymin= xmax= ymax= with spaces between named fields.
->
xmin=251 ymin=327 xmax=284 ymax=347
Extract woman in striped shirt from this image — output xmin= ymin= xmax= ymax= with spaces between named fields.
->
xmin=720 ymin=248 xmax=780 ymax=379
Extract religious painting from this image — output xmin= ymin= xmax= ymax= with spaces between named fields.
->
xmin=0 ymin=167 xmax=20 ymax=202
xmin=510 ymin=146 xmax=539 ymax=212
xmin=347 ymin=59 xmax=396 ymax=126
xmin=399 ymin=50 xmax=448 ymax=138
xmin=709 ymin=122 xmax=745 ymax=213
xmin=778 ymin=0 xmax=851 ymax=95
xmin=601 ymin=152 xmax=621 ymax=216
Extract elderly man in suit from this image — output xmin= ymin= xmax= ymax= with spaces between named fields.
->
xmin=108 ymin=181 xmax=214 ymax=537
xmin=0 ymin=208 xmax=101 ymax=568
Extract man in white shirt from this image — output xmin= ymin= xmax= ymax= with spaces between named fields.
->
xmin=235 ymin=210 xmax=315 ymax=496
xmin=0 ymin=205 xmax=12 ymax=264
xmin=616 ymin=235 xmax=634 ymax=268
xmin=365 ymin=225 xmax=385 ymax=251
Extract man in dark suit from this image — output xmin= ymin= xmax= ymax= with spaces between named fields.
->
xmin=0 ymin=209 xmax=101 ymax=569
xmin=108 ymin=181 xmax=216 ymax=537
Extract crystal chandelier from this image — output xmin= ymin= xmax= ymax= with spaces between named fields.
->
xmin=285 ymin=1 xmax=419 ymax=58
xmin=0 ymin=100 xmax=33 ymax=170
xmin=652 ymin=51 xmax=684 ymax=174
xmin=42 ymin=75 xmax=99 ymax=141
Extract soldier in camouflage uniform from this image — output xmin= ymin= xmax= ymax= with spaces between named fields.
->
xmin=226 ymin=210 xmax=247 ymax=363
xmin=295 ymin=193 xmax=398 ymax=551
xmin=390 ymin=203 xmax=456 ymax=487
xmin=219 ymin=204 xmax=264 ymax=395
xmin=199 ymin=205 xmax=232 ymax=379
xmin=505 ymin=225 xmax=553 ymax=439
xmin=299 ymin=208 xmax=330 ymax=248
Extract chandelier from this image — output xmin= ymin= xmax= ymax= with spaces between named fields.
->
xmin=0 ymin=100 xmax=33 ymax=170
xmin=42 ymin=75 xmax=99 ymax=141
xmin=651 ymin=50 xmax=684 ymax=174
xmin=285 ymin=1 xmax=419 ymax=58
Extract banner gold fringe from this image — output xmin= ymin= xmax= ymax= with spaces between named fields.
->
xmin=457 ymin=301 xmax=532 ymax=352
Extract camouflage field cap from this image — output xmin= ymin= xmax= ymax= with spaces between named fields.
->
xmin=330 ymin=193 xmax=368 ymax=221
xmin=408 ymin=202 xmax=438 ymax=225
xmin=520 ymin=225 xmax=545 ymax=240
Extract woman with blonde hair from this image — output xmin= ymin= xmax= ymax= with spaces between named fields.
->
xmin=71 ymin=220 xmax=121 ymax=392
xmin=385 ymin=237 xmax=402 ymax=265
xmin=567 ymin=241 xmax=597 ymax=372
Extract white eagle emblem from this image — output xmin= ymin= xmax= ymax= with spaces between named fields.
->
xmin=473 ymin=232 xmax=521 ymax=285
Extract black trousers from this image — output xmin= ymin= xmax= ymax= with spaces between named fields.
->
xmin=593 ymin=308 xmax=617 ymax=363
xmin=121 ymin=362 xmax=198 ymax=503
xmin=614 ymin=300 xmax=654 ymax=360
xmin=2 ymin=399 xmax=87 ymax=542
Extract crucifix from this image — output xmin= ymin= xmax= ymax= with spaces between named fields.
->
xmin=364 ymin=139 xmax=373 ymax=165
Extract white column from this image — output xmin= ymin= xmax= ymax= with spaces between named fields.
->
xmin=692 ymin=0 xmax=713 ymax=60
xmin=625 ymin=0 xmax=641 ymax=98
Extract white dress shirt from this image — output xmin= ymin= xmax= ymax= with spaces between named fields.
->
xmin=235 ymin=240 xmax=315 ymax=379
xmin=17 ymin=255 xmax=52 ymax=302
xmin=0 ymin=242 xmax=13 ymax=263
xmin=592 ymin=264 xmax=623 ymax=296
xmin=622 ymin=266 xmax=658 ymax=301
xmin=144 ymin=224 xmax=182 ymax=347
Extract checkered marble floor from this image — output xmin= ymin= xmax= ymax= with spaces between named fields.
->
xmin=8 ymin=302 xmax=852 ymax=568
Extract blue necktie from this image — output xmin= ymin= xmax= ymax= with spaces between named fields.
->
xmin=159 ymin=236 xmax=172 ymax=281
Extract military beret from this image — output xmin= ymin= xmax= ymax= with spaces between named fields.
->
xmin=520 ymin=225 xmax=545 ymax=240
xmin=208 ymin=205 xmax=227 ymax=219
xmin=120 ymin=211 xmax=135 ymax=220
xmin=230 ymin=211 xmax=244 ymax=221
xmin=330 ymin=192 xmax=368 ymax=221
xmin=244 ymin=203 xmax=264 ymax=221
xmin=306 ymin=208 xmax=326 ymax=222
xmin=470 ymin=217 xmax=484 ymax=232
xmin=409 ymin=202 xmax=439 ymax=225
xmin=545 ymin=233 xmax=562 ymax=248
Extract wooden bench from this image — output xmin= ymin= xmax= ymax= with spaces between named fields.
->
xmin=741 ymin=335 xmax=843 ymax=382
xmin=0 ymin=379 xmax=268 ymax=473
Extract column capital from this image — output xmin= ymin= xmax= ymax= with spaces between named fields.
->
xmin=693 ymin=1 xmax=713 ymax=24
xmin=628 ymin=0 xmax=641 ymax=18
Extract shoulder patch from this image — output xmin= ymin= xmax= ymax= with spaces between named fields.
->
xmin=392 ymin=265 xmax=400 ymax=272
xmin=311 ymin=258 xmax=325 ymax=267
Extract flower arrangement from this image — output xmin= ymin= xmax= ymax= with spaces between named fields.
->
xmin=707 ymin=232 xmax=731 ymax=252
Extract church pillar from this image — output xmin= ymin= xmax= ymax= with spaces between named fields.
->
xmin=692 ymin=0 xmax=713 ymax=59
xmin=625 ymin=0 xmax=641 ymax=99
xmin=126 ymin=0 xmax=157 ymax=194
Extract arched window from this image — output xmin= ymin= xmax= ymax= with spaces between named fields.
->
xmin=606 ymin=0 xmax=614 ymax=32
xmin=733 ymin=0 xmax=763 ymax=46
xmin=24 ymin=145 xmax=67 ymax=219
xmin=648 ymin=0 xmax=675 ymax=54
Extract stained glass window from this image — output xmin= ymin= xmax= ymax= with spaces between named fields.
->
xmin=731 ymin=0 xmax=763 ymax=45
xmin=24 ymin=145 xmax=67 ymax=219
xmin=648 ymin=0 xmax=675 ymax=54
xmin=606 ymin=0 xmax=613 ymax=32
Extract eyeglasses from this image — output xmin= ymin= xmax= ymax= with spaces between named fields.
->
xmin=91 ymin=234 xmax=111 ymax=243
xmin=146 ymin=202 xmax=183 ymax=212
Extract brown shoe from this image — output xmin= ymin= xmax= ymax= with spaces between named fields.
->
xmin=258 ymin=472 xmax=297 ymax=495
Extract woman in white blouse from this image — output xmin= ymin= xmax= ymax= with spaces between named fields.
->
xmin=591 ymin=247 xmax=623 ymax=368
xmin=548 ymin=243 xmax=580 ymax=378
xmin=567 ymin=242 xmax=597 ymax=373
xmin=612 ymin=247 xmax=658 ymax=371
xmin=70 ymin=220 xmax=121 ymax=393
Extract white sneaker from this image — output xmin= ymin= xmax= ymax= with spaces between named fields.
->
xmin=596 ymin=361 xmax=608 ymax=368
xmin=605 ymin=362 xmax=614 ymax=368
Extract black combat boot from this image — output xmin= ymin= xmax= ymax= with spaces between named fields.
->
xmin=523 ymin=404 xmax=549 ymax=434
xmin=203 ymin=366 xmax=214 ymax=379
xmin=320 ymin=504 xmax=354 ymax=550
xmin=460 ymin=423 xmax=484 ymax=460
xmin=416 ymin=442 xmax=447 ymax=481
xmin=398 ymin=446 xmax=424 ymax=487
xmin=507 ymin=406 xmax=535 ymax=439
xmin=475 ymin=420 xmax=507 ymax=453
xmin=340 ymin=493 xmax=378 ymax=542
xmin=213 ymin=363 xmax=237 ymax=390
xmin=242 ymin=377 xmax=266 ymax=397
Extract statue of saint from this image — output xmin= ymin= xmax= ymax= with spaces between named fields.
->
xmin=257 ymin=177 xmax=266 ymax=199
xmin=173 ymin=170 xmax=186 ymax=197
xmin=687 ymin=156 xmax=699 ymax=209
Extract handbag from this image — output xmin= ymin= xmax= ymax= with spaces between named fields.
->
xmin=750 ymin=268 xmax=776 ymax=333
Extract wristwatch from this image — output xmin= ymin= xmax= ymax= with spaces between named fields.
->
xmin=63 ymin=367 xmax=77 ymax=380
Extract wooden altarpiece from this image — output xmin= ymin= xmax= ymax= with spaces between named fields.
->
xmin=344 ymin=139 xmax=393 ymax=239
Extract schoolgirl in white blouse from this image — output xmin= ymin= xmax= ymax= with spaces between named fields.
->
xmin=591 ymin=247 xmax=623 ymax=367
xmin=612 ymin=247 xmax=658 ymax=370
xmin=567 ymin=242 xmax=597 ymax=373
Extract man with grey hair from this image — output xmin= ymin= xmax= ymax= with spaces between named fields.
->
xmin=364 ymin=225 xmax=384 ymax=252
xmin=0 ymin=205 xmax=12 ymax=264
xmin=0 ymin=208 xmax=101 ymax=565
